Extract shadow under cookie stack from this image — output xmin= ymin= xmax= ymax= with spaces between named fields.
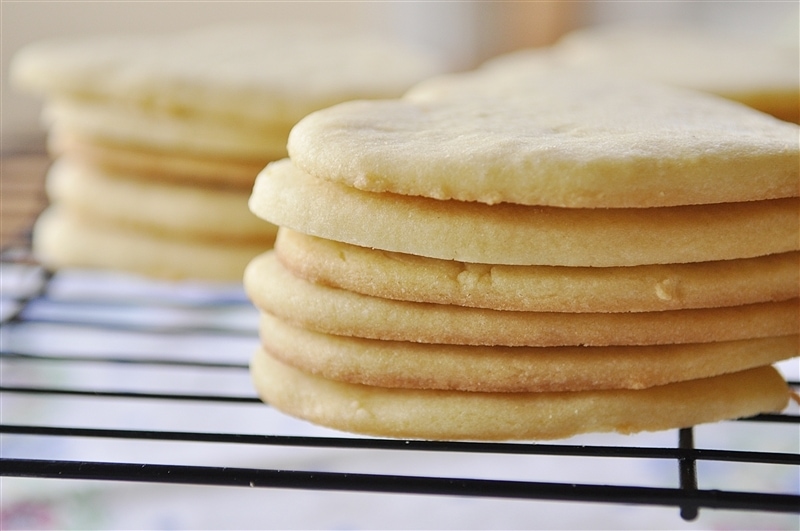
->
xmin=11 ymin=24 xmax=440 ymax=282
xmin=245 ymin=63 xmax=799 ymax=441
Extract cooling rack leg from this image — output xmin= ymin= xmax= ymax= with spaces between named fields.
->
xmin=678 ymin=427 xmax=699 ymax=521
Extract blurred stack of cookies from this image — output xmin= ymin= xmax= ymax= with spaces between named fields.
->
xmin=245 ymin=64 xmax=798 ymax=441
xmin=11 ymin=23 xmax=440 ymax=281
xmin=484 ymin=24 xmax=800 ymax=124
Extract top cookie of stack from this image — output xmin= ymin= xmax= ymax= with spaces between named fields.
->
xmin=246 ymin=61 xmax=798 ymax=441
xmin=11 ymin=23 xmax=441 ymax=281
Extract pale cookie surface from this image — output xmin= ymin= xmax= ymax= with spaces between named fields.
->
xmin=45 ymin=98 xmax=290 ymax=161
xmin=35 ymin=207 xmax=271 ymax=282
xmin=50 ymin=130 xmax=265 ymax=189
xmin=289 ymin=69 xmax=799 ymax=208
xmin=47 ymin=159 xmax=277 ymax=242
xmin=275 ymin=229 xmax=800 ymax=313
xmin=12 ymin=23 xmax=442 ymax=128
xmin=251 ymin=349 xmax=790 ymax=441
xmin=245 ymin=252 xmax=800 ymax=347
xmin=543 ymin=25 xmax=800 ymax=123
xmin=258 ymin=310 xmax=798 ymax=392
xmin=250 ymin=159 xmax=800 ymax=267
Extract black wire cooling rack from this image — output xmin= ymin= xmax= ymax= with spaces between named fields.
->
xmin=1 ymin=244 xmax=799 ymax=528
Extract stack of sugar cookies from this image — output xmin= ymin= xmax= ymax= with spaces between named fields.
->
xmin=245 ymin=64 xmax=798 ymax=441
xmin=11 ymin=24 xmax=440 ymax=281
xmin=483 ymin=24 xmax=800 ymax=124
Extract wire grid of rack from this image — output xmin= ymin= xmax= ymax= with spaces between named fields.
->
xmin=2 ymin=244 xmax=799 ymax=528
xmin=1 ymin=156 xmax=799 ymax=528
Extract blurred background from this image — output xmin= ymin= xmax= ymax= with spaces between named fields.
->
xmin=3 ymin=1 xmax=798 ymax=154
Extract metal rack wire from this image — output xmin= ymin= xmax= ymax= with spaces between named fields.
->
xmin=1 ymin=244 xmax=798 ymax=528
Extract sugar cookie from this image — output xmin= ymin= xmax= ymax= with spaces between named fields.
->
xmin=245 ymin=252 xmax=800 ymax=347
xmin=290 ymin=69 xmax=798 ymax=207
xmin=275 ymin=228 xmax=799 ymax=313
xmin=542 ymin=25 xmax=799 ymax=123
xmin=35 ymin=207 xmax=270 ymax=281
xmin=46 ymin=159 xmax=276 ymax=241
xmin=12 ymin=23 xmax=442 ymax=135
xmin=250 ymin=160 xmax=799 ymax=267
xmin=49 ymin=129 xmax=265 ymax=189
xmin=251 ymin=349 xmax=790 ymax=441
xmin=258 ymin=310 xmax=798 ymax=393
